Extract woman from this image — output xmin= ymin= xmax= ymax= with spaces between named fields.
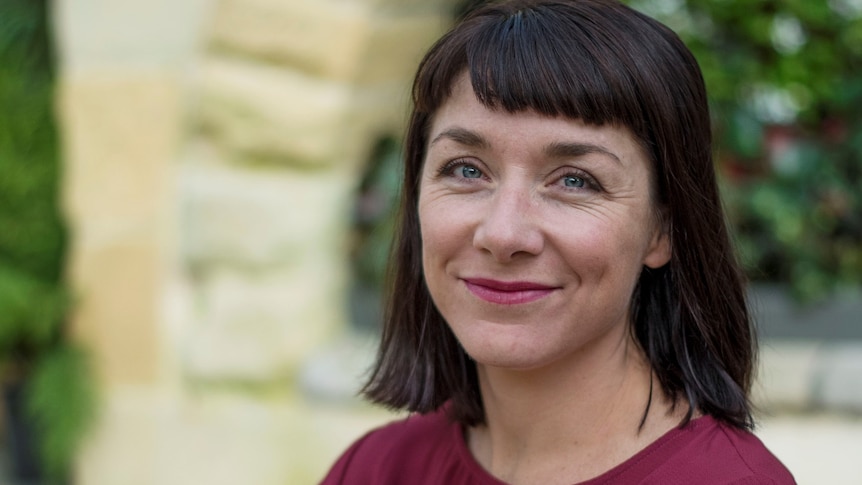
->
xmin=323 ymin=0 xmax=794 ymax=483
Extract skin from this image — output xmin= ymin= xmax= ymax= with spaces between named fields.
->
xmin=418 ymin=74 xmax=684 ymax=484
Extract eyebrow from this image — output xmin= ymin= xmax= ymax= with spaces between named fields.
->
xmin=429 ymin=127 xmax=490 ymax=149
xmin=544 ymin=141 xmax=622 ymax=165
xmin=429 ymin=126 xmax=623 ymax=165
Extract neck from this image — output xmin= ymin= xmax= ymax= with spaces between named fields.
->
xmin=469 ymin=333 xmax=683 ymax=485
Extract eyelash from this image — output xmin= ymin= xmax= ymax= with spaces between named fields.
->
xmin=438 ymin=158 xmax=485 ymax=180
xmin=437 ymin=159 xmax=601 ymax=192
xmin=556 ymin=169 xmax=602 ymax=191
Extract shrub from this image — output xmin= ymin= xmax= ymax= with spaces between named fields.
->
xmin=635 ymin=0 xmax=862 ymax=301
xmin=0 ymin=0 xmax=95 ymax=479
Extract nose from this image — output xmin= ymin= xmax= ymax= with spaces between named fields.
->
xmin=472 ymin=187 xmax=544 ymax=262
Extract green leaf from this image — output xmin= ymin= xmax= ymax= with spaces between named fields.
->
xmin=26 ymin=346 xmax=98 ymax=480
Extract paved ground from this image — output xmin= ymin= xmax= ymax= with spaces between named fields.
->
xmin=757 ymin=412 xmax=862 ymax=484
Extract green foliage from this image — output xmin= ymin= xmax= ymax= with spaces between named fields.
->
xmin=0 ymin=0 xmax=64 ymax=282
xmin=632 ymin=0 xmax=862 ymax=301
xmin=27 ymin=346 xmax=97 ymax=480
xmin=0 ymin=264 xmax=66 ymax=355
xmin=0 ymin=0 xmax=95 ymax=479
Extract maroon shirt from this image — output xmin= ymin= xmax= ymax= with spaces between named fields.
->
xmin=321 ymin=407 xmax=795 ymax=484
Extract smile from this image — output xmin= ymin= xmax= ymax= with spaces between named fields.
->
xmin=462 ymin=278 xmax=558 ymax=305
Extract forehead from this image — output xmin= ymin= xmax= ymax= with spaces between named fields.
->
xmin=427 ymin=74 xmax=648 ymax=166
xmin=409 ymin=1 xmax=688 ymax=181
xmin=414 ymin=4 xmax=651 ymax=126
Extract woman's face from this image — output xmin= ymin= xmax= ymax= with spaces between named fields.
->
xmin=418 ymin=74 xmax=671 ymax=371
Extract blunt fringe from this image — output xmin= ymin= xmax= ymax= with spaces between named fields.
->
xmin=362 ymin=0 xmax=756 ymax=430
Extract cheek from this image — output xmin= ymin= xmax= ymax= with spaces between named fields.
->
xmin=418 ymin=197 xmax=456 ymax=267
xmin=418 ymin=191 xmax=476 ymax=254
xmin=418 ymin=199 xmax=467 ymax=310
xmin=552 ymin=213 xmax=651 ymax=279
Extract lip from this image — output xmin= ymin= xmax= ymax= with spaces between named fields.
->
xmin=462 ymin=278 xmax=558 ymax=305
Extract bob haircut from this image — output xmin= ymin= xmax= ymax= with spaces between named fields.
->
xmin=363 ymin=0 xmax=756 ymax=430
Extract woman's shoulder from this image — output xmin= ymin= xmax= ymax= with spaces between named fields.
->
xmin=358 ymin=408 xmax=453 ymax=453
xmin=599 ymin=415 xmax=796 ymax=485
xmin=705 ymin=418 xmax=796 ymax=484
xmin=320 ymin=407 xmax=491 ymax=485
xmin=321 ymin=411 xmax=795 ymax=485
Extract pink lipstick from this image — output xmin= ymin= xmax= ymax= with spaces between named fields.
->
xmin=462 ymin=278 xmax=558 ymax=305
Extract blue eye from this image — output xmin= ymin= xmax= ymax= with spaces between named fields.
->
xmin=563 ymin=175 xmax=585 ymax=188
xmin=459 ymin=165 xmax=482 ymax=179
xmin=436 ymin=159 xmax=486 ymax=182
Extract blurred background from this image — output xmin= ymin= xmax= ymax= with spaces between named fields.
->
xmin=0 ymin=0 xmax=859 ymax=483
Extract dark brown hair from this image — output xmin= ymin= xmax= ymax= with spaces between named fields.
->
xmin=363 ymin=0 xmax=756 ymax=430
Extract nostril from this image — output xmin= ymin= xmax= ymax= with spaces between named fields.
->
xmin=473 ymin=212 xmax=544 ymax=261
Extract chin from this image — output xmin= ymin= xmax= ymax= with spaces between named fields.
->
xmin=455 ymin=324 xmax=564 ymax=371
xmin=469 ymin=349 xmax=566 ymax=373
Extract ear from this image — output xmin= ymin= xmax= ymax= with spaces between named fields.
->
xmin=643 ymin=217 xmax=671 ymax=269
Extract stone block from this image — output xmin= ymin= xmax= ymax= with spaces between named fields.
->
xmin=180 ymin=157 xmax=355 ymax=268
xmin=197 ymin=56 xmax=379 ymax=164
xmin=59 ymin=70 xmax=183 ymax=387
xmin=77 ymin=386 xmax=398 ymax=485
xmin=76 ymin=387 xmax=161 ymax=485
xmin=299 ymin=335 xmax=380 ymax=401
xmin=363 ymin=0 xmax=462 ymax=15
xmin=67 ymin=235 xmax=165 ymax=386
xmin=206 ymin=0 xmax=370 ymax=80
xmin=206 ymin=0 xmax=457 ymax=80
xmin=182 ymin=262 xmax=349 ymax=382
xmin=155 ymin=394 xmax=299 ymax=485
xmin=59 ymin=70 xmax=180 ymax=224
xmin=54 ymin=0 xmax=209 ymax=71
xmin=353 ymin=13 xmax=450 ymax=85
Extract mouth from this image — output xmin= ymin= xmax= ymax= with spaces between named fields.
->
xmin=461 ymin=278 xmax=559 ymax=305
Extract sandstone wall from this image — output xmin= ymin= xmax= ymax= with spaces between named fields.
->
xmin=55 ymin=0 xmax=455 ymax=483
